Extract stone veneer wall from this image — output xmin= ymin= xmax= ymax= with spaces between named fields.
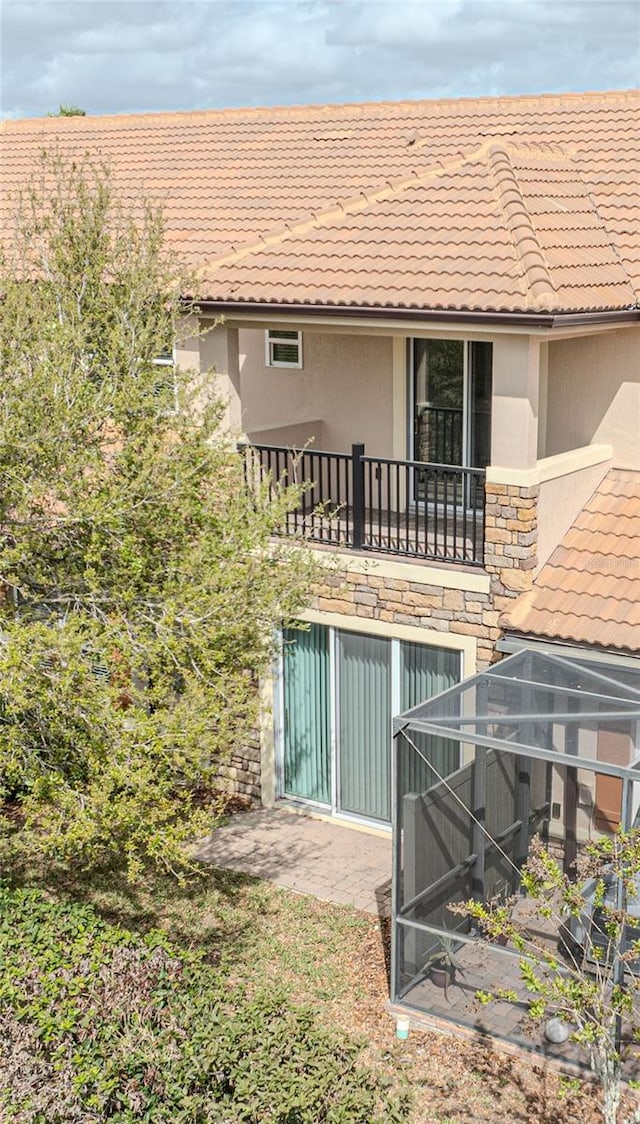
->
xmin=483 ymin=480 xmax=539 ymax=636
xmin=217 ymin=728 xmax=262 ymax=802
xmin=313 ymin=480 xmax=539 ymax=671
xmin=314 ymin=570 xmax=498 ymax=668
xmin=222 ymin=480 xmax=540 ymax=801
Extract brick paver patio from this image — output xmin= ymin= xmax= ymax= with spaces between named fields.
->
xmin=197 ymin=808 xmax=392 ymax=916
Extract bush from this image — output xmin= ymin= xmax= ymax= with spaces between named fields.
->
xmin=0 ymin=154 xmax=315 ymax=880
xmin=0 ymin=887 xmax=406 ymax=1122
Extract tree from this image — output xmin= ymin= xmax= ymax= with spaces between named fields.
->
xmin=47 ymin=105 xmax=86 ymax=116
xmin=458 ymin=833 xmax=640 ymax=1124
xmin=0 ymin=153 xmax=315 ymax=880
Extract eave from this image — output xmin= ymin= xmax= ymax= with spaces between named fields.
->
xmin=192 ymin=299 xmax=640 ymax=332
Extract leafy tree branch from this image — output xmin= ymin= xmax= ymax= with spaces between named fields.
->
xmin=0 ymin=152 xmax=316 ymax=880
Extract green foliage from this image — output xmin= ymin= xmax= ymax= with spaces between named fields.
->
xmin=557 ymin=1076 xmax=583 ymax=1100
xmin=0 ymin=885 xmax=405 ymax=1122
xmin=423 ymin=929 xmax=466 ymax=973
xmin=47 ymin=105 xmax=86 ymax=116
xmin=458 ymin=833 xmax=640 ymax=1124
xmin=0 ymin=153 xmax=315 ymax=879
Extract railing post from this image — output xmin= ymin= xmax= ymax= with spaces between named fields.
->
xmin=352 ymin=442 xmax=365 ymax=550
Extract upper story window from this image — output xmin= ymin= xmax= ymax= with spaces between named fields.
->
xmin=265 ymin=330 xmax=303 ymax=369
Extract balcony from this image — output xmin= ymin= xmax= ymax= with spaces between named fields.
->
xmin=240 ymin=442 xmax=485 ymax=566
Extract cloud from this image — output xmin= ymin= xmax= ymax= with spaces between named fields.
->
xmin=1 ymin=0 xmax=638 ymax=119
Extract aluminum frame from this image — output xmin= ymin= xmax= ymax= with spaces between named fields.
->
xmin=393 ymin=648 xmax=640 ymax=779
xmin=390 ymin=646 xmax=640 ymax=1045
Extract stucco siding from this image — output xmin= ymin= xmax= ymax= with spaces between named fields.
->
xmin=239 ymin=328 xmax=394 ymax=456
xmin=536 ymin=458 xmax=612 ymax=571
xmin=545 ymin=327 xmax=640 ymax=465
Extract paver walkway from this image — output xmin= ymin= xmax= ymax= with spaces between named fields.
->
xmin=197 ymin=808 xmax=392 ymax=916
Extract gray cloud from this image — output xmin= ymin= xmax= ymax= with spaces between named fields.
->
xmin=1 ymin=0 xmax=639 ymax=119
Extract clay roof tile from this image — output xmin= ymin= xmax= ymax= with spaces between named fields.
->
xmin=505 ymin=469 xmax=640 ymax=654
xmin=1 ymin=88 xmax=638 ymax=313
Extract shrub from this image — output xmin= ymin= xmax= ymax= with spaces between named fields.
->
xmin=0 ymin=887 xmax=406 ymax=1122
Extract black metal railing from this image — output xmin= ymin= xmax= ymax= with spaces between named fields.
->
xmin=240 ymin=442 xmax=485 ymax=565
xmin=416 ymin=405 xmax=464 ymax=467
xmin=241 ymin=443 xmax=353 ymax=548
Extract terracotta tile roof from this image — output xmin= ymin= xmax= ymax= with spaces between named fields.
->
xmin=1 ymin=90 xmax=639 ymax=315
xmin=505 ymin=470 xmax=640 ymax=654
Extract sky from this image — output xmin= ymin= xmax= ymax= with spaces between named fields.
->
xmin=1 ymin=0 xmax=639 ymax=119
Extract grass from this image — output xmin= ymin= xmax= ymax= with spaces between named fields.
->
xmin=27 ymin=862 xmax=372 ymax=1004
xmin=7 ymin=859 xmax=607 ymax=1123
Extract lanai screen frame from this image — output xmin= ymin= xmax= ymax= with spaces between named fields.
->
xmin=390 ymin=646 xmax=640 ymax=1014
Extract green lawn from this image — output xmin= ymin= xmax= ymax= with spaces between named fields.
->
xmin=0 ymin=864 xmax=604 ymax=1123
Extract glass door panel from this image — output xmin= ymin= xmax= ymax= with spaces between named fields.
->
xmin=399 ymin=642 xmax=461 ymax=798
xmin=467 ymin=341 xmax=492 ymax=510
xmin=411 ymin=339 xmax=492 ymax=510
xmin=412 ymin=340 xmax=464 ymax=502
xmin=412 ymin=339 xmax=464 ymax=505
xmin=468 ymin=342 xmax=492 ymax=469
xmin=337 ymin=631 xmax=392 ymax=822
xmin=282 ymin=625 xmax=331 ymax=805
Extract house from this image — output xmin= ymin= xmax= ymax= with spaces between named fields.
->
xmin=2 ymin=88 xmax=639 ymax=837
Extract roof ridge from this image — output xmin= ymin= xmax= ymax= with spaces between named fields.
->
xmin=567 ymin=155 xmax=640 ymax=302
xmin=488 ymin=143 xmax=556 ymax=310
xmin=504 ymin=140 xmax=572 ymax=161
xmin=3 ymin=87 xmax=639 ymax=129
xmin=4 ymin=97 xmax=638 ymax=317
xmin=203 ymin=130 xmax=621 ymax=286
xmin=504 ymin=141 xmax=639 ymax=305
xmin=201 ymin=140 xmax=501 ymax=279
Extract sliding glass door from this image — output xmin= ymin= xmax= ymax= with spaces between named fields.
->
xmin=282 ymin=624 xmax=331 ymax=805
xmin=412 ymin=340 xmax=464 ymax=472
xmin=410 ymin=339 xmax=492 ymax=508
xmin=399 ymin=641 xmax=460 ymax=797
xmin=337 ymin=632 xmax=392 ymax=821
xmin=281 ymin=626 xmax=461 ymax=824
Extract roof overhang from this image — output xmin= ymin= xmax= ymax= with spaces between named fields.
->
xmin=498 ymin=633 xmax=640 ymax=670
xmin=193 ymin=299 xmax=640 ymax=332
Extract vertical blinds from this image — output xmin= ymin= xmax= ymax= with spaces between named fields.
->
xmin=400 ymin=641 xmax=460 ymax=796
xmin=338 ymin=631 xmax=392 ymax=822
xmin=282 ymin=627 xmax=461 ymax=822
xmin=282 ymin=625 xmax=331 ymax=804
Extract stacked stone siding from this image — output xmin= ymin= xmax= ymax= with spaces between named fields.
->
xmin=313 ymin=572 xmax=496 ymax=667
xmin=483 ymin=481 xmax=539 ymax=642
xmin=217 ymin=731 xmax=261 ymax=802
xmin=309 ymin=481 xmax=539 ymax=672
xmin=225 ymin=479 xmax=540 ymax=801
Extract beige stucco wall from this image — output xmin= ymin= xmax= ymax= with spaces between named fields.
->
xmin=545 ymin=326 xmax=640 ymax=466
xmin=243 ymin=419 xmax=327 ymax=448
xmin=199 ymin=323 xmax=242 ymax=431
xmin=491 ymin=335 xmax=542 ymax=471
xmin=240 ymin=327 xmax=546 ymax=471
xmin=536 ymin=456 xmax=612 ymax=571
xmin=239 ymin=328 xmax=394 ymax=456
xmin=203 ymin=320 xmax=640 ymax=472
